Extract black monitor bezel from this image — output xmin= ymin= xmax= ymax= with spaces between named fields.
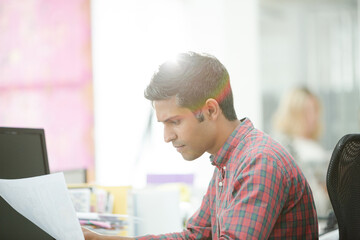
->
xmin=0 ymin=127 xmax=50 ymax=177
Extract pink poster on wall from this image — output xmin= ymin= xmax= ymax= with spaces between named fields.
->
xmin=0 ymin=0 xmax=94 ymax=173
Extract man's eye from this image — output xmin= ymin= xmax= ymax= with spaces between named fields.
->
xmin=172 ymin=120 xmax=180 ymax=125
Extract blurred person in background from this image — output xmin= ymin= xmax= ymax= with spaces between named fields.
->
xmin=272 ymin=87 xmax=332 ymax=220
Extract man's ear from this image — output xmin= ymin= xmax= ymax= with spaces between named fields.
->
xmin=204 ymin=98 xmax=221 ymax=120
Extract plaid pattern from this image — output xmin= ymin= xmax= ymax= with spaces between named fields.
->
xmin=137 ymin=118 xmax=318 ymax=240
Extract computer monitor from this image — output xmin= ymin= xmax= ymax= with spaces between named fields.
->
xmin=0 ymin=127 xmax=55 ymax=239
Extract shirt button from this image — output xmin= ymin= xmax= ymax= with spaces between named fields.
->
xmin=219 ymin=181 xmax=223 ymax=187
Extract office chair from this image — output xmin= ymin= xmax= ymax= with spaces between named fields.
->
xmin=326 ymin=133 xmax=360 ymax=240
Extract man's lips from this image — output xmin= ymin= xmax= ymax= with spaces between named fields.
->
xmin=174 ymin=144 xmax=185 ymax=152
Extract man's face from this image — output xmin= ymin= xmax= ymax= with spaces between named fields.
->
xmin=154 ymin=97 xmax=214 ymax=161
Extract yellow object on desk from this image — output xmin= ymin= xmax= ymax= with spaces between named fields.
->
xmin=68 ymin=184 xmax=132 ymax=236
xmin=96 ymin=185 xmax=132 ymax=215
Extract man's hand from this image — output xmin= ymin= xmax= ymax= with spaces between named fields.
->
xmin=82 ymin=227 xmax=103 ymax=240
xmin=82 ymin=227 xmax=135 ymax=240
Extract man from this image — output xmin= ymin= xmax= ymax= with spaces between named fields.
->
xmin=83 ymin=52 xmax=318 ymax=239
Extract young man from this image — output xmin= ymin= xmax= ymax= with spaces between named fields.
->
xmin=83 ymin=52 xmax=318 ymax=239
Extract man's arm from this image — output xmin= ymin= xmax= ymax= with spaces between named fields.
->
xmin=85 ymin=182 xmax=214 ymax=240
xmin=83 ymin=227 xmax=134 ymax=240
xmin=83 ymin=176 xmax=215 ymax=240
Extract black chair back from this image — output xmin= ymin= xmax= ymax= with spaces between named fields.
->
xmin=326 ymin=134 xmax=360 ymax=240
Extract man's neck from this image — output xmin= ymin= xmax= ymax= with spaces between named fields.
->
xmin=209 ymin=118 xmax=241 ymax=155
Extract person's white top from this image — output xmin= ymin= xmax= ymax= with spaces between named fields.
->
xmin=319 ymin=229 xmax=339 ymax=240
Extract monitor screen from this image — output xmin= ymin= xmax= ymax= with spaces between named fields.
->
xmin=0 ymin=127 xmax=55 ymax=239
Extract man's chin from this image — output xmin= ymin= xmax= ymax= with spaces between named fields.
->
xmin=180 ymin=152 xmax=200 ymax=161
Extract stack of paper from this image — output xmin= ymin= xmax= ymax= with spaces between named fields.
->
xmin=0 ymin=173 xmax=84 ymax=240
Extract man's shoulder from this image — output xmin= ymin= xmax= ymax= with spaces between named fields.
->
xmin=231 ymin=129 xmax=298 ymax=177
xmin=236 ymin=128 xmax=290 ymax=157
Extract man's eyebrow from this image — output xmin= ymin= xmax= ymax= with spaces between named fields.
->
xmin=159 ymin=115 xmax=181 ymax=123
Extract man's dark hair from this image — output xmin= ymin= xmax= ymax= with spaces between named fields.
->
xmin=144 ymin=52 xmax=237 ymax=121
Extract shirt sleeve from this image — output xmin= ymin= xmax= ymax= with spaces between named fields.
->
xmin=218 ymin=152 xmax=290 ymax=240
xmin=135 ymin=182 xmax=213 ymax=240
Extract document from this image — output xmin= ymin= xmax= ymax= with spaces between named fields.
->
xmin=0 ymin=172 xmax=84 ymax=240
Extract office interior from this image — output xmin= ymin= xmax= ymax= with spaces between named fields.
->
xmin=0 ymin=0 xmax=359 ymax=237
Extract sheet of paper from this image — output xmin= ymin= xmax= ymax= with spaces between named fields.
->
xmin=0 ymin=172 xmax=84 ymax=240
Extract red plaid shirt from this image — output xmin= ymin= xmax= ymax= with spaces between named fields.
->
xmin=137 ymin=118 xmax=318 ymax=239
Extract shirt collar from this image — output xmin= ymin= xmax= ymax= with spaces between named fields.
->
xmin=210 ymin=117 xmax=254 ymax=167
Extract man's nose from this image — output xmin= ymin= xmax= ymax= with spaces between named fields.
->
xmin=164 ymin=126 xmax=176 ymax=143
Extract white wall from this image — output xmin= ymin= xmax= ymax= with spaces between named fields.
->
xmin=91 ymin=0 xmax=261 ymax=186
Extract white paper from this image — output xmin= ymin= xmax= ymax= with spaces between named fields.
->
xmin=0 ymin=172 xmax=84 ymax=240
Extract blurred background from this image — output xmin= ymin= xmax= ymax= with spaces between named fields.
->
xmin=0 ymin=0 xmax=359 ymax=235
